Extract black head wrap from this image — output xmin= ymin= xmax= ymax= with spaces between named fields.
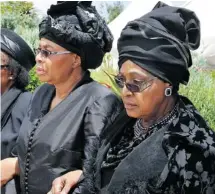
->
xmin=118 ymin=1 xmax=200 ymax=86
xmin=39 ymin=1 xmax=113 ymax=70
xmin=1 ymin=28 xmax=35 ymax=71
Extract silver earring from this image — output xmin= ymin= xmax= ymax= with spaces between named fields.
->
xmin=9 ymin=76 xmax=13 ymax=80
xmin=165 ymin=87 xmax=172 ymax=96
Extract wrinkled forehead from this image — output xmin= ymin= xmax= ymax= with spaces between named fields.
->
xmin=38 ymin=38 xmax=55 ymax=50
xmin=39 ymin=38 xmax=68 ymax=51
xmin=119 ymin=60 xmax=153 ymax=78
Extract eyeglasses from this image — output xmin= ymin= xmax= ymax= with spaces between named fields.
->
xmin=114 ymin=75 xmax=155 ymax=93
xmin=0 ymin=65 xmax=9 ymax=70
xmin=34 ymin=48 xmax=72 ymax=58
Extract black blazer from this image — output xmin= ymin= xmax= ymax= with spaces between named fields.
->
xmin=1 ymin=91 xmax=31 ymax=194
xmin=16 ymin=72 xmax=122 ymax=194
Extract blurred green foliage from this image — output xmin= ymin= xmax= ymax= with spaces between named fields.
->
xmin=1 ymin=1 xmax=39 ymax=30
xmin=179 ymin=69 xmax=215 ymax=129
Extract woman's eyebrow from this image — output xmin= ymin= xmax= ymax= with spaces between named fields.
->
xmin=38 ymin=44 xmax=53 ymax=50
xmin=127 ymin=70 xmax=149 ymax=78
xmin=46 ymin=45 xmax=54 ymax=49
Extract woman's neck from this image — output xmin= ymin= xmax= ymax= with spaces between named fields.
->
xmin=49 ymin=70 xmax=84 ymax=111
xmin=141 ymin=96 xmax=177 ymax=128
xmin=54 ymin=70 xmax=84 ymax=100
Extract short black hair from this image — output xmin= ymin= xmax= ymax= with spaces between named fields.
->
xmin=2 ymin=51 xmax=29 ymax=90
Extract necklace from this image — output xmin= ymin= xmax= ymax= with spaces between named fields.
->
xmin=134 ymin=102 xmax=179 ymax=137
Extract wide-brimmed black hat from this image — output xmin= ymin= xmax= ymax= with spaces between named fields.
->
xmin=1 ymin=28 xmax=35 ymax=71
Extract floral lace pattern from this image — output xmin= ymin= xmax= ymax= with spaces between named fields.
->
xmin=101 ymin=97 xmax=215 ymax=193
xmin=148 ymin=97 xmax=215 ymax=193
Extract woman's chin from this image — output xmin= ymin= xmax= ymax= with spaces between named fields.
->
xmin=37 ymin=76 xmax=50 ymax=83
xmin=125 ymin=109 xmax=140 ymax=118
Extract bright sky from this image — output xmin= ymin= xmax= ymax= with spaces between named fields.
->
xmin=33 ymin=1 xmax=131 ymax=18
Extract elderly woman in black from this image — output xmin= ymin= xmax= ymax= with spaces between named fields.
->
xmin=0 ymin=2 xmax=121 ymax=194
xmin=50 ymin=2 xmax=215 ymax=194
xmin=1 ymin=28 xmax=35 ymax=194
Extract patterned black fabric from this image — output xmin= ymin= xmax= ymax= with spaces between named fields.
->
xmin=101 ymin=102 xmax=178 ymax=169
xmin=118 ymin=1 xmax=200 ymax=86
xmin=39 ymin=1 xmax=113 ymax=69
xmin=156 ymin=97 xmax=215 ymax=193
xmin=100 ymin=96 xmax=215 ymax=193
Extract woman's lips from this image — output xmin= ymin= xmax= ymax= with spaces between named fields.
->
xmin=123 ymin=102 xmax=137 ymax=110
xmin=36 ymin=66 xmax=46 ymax=75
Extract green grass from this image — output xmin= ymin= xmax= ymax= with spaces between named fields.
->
xmin=91 ymin=54 xmax=120 ymax=95
xmin=15 ymin=27 xmax=39 ymax=50
xmin=26 ymin=67 xmax=42 ymax=92
xmin=179 ymin=69 xmax=215 ymax=129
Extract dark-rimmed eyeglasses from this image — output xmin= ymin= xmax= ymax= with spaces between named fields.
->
xmin=114 ymin=75 xmax=155 ymax=93
xmin=0 ymin=65 xmax=9 ymax=70
xmin=34 ymin=48 xmax=72 ymax=58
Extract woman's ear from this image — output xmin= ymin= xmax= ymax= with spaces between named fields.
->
xmin=72 ymin=54 xmax=81 ymax=68
xmin=164 ymin=82 xmax=172 ymax=88
xmin=8 ymin=71 xmax=14 ymax=80
xmin=164 ymin=82 xmax=173 ymax=97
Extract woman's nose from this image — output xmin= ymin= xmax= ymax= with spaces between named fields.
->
xmin=35 ymin=52 xmax=43 ymax=64
xmin=121 ymin=84 xmax=132 ymax=97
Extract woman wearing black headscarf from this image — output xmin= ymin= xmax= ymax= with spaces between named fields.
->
xmin=56 ymin=2 xmax=215 ymax=194
xmin=1 ymin=28 xmax=35 ymax=194
xmin=0 ymin=2 xmax=121 ymax=194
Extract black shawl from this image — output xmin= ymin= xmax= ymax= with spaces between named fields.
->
xmin=82 ymin=96 xmax=215 ymax=194
xmin=1 ymin=88 xmax=22 ymax=128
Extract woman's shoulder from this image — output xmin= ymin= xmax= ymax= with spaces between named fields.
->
xmin=14 ymin=91 xmax=32 ymax=107
xmin=164 ymin=95 xmax=215 ymax=161
xmin=81 ymin=81 xmax=122 ymax=112
xmin=178 ymin=95 xmax=214 ymax=130
xmin=11 ymin=91 xmax=32 ymax=118
xmin=85 ymin=81 xmax=117 ymax=97
xmin=18 ymin=91 xmax=32 ymax=100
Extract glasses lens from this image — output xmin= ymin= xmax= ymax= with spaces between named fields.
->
xmin=126 ymin=83 xmax=140 ymax=93
xmin=41 ymin=50 xmax=49 ymax=58
xmin=114 ymin=76 xmax=124 ymax=88
xmin=35 ymin=48 xmax=41 ymax=56
xmin=35 ymin=49 xmax=49 ymax=58
xmin=0 ymin=65 xmax=9 ymax=69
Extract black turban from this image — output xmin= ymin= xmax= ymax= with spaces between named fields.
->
xmin=1 ymin=28 xmax=35 ymax=71
xmin=39 ymin=1 xmax=113 ymax=70
xmin=118 ymin=1 xmax=200 ymax=85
